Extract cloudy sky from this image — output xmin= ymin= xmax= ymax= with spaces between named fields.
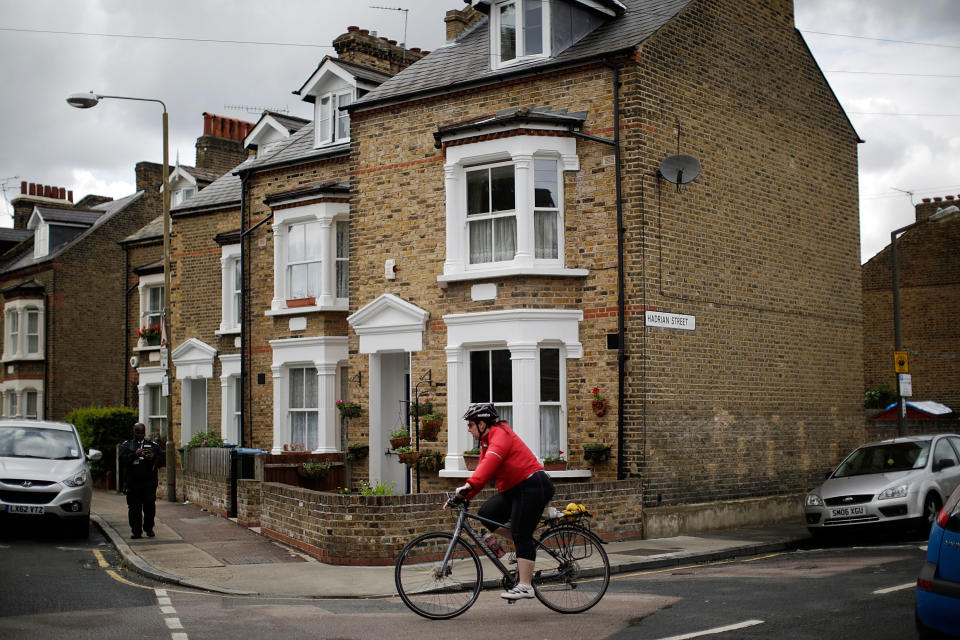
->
xmin=0 ymin=0 xmax=957 ymax=264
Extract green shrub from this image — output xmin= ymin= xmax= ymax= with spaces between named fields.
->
xmin=865 ymin=384 xmax=897 ymax=409
xmin=360 ymin=479 xmax=395 ymax=495
xmin=65 ymin=406 xmax=138 ymax=478
xmin=185 ymin=430 xmax=225 ymax=449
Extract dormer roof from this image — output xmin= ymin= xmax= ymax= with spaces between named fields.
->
xmin=243 ymin=110 xmax=310 ymax=150
xmin=471 ymin=0 xmax=625 ymax=16
xmin=28 ymin=206 xmax=105 ymax=229
xmin=355 ymin=0 xmax=692 ymax=108
xmin=294 ymin=56 xmax=394 ymax=104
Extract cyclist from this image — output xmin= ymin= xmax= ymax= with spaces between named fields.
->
xmin=452 ymin=402 xmax=555 ymax=600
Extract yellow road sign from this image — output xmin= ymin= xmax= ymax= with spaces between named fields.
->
xmin=894 ymin=351 xmax=909 ymax=373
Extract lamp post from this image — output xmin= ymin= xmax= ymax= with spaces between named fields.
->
xmin=890 ymin=204 xmax=960 ymax=436
xmin=67 ymin=92 xmax=176 ymax=502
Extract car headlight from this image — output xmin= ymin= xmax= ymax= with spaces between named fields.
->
xmin=805 ymin=493 xmax=824 ymax=507
xmin=878 ymin=485 xmax=908 ymax=500
xmin=62 ymin=468 xmax=88 ymax=488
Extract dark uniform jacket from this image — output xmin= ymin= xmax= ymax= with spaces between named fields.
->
xmin=118 ymin=437 xmax=165 ymax=489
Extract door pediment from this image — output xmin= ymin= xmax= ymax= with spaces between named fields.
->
xmin=171 ymin=338 xmax=217 ymax=379
xmin=348 ymin=294 xmax=429 ymax=353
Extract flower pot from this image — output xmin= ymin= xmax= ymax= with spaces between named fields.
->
xmin=338 ymin=404 xmax=363 ymax=419
xmin=416 ymin=452 xmax=443 ymax=472
xmin=591 ymin=399 xmax=607 ymax=417
xmin=543 ymin=461 xmax=567 ymax=471
xmin=390 ymin=436 xmax=411 ymax=449
xmin=463 ymin=454 xmax=480 ymax=470
xmin=420 ymin=420 xmax=442 ymax=441
xmin=397 ymin=451 xmax=419 ymax=465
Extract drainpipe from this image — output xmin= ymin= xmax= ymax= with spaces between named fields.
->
xmin=239 ymin=172 xmax=250 ymax=449
xmin=570 ymin=57 xmax=626 ymax=481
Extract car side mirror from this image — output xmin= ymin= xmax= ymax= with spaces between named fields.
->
xmin=935 ymin=458 xmax=956 ymax=472
xmin=87 ymin=449 xmax=103 ymax=462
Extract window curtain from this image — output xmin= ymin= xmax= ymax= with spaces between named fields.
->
xmin=289 ymin=367 xmax=319 ymax=450
xmin=539 ymin=406 xmax=560 ymax=459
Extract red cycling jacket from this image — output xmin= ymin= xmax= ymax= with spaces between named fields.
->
xmin=465 ymin=421 xmax=543 ymax=499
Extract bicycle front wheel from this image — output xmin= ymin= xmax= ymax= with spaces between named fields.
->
xmin=533 ymin=525 xmax=610 ymax=613
xmin=395 ymin=532 xmax=482 ymax=619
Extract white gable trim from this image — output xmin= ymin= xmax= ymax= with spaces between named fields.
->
xmin=299 ymin=59 xmax=358 ymax=101
xmin=172 ymin=338 xmax=217 ymax=379
xmin=347 ymin=294 xmax=429 ymax=354
xmin=244 ymin=115 xmax=292 ymax=148
xmin=161 ymin=166 xmax=198 ymax=193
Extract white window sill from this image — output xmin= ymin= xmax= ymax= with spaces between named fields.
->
xmin=215 ymin=328 xmax=241 ymax=336
xmin=265 ymin=303 xmax=348 ymax=317
xmin=1 ymin=354 xmax=44 ymax=363
xmin=133 ymin=345 xmax=162 ymax=353
xmin=438 ymin=267 xmax=588 ymax=283
xmin=439 ymin=469 xmax=592 ymax=480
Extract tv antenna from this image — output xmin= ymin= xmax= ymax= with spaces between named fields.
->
xmin=224 ymin=104 xmax=290 ymax=115
xmin=370 ymin=5 xmax=409 ymax=63
xmin=890 ymin=187 xmax=915 ymax=206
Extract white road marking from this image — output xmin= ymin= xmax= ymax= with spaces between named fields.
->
xmin=874 ymin=582 xmax=916 ymax=595
xmin=171 ymin=634 xmax=188 ymax=640
xmin=160 ymin=606 xmax=177 ymax=615
xmin=157 ymin=596 xmax=172 ymax=606
xmin=655 ymin=619 xmax=765 ymax=640
xmin=164 ymin=618 xmax=184 ymax=630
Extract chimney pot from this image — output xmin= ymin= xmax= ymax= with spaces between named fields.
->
xmin=389 ymin=39 xmax=397 ymax=45
xmin=44 ymin=185 xmax=51 ymax=197
xmin=68 ymin=190 xmax=73 ymax=202
xmin=360 ymin=29 xmax=369 ymax=35
xmin=28 ymin=183 xmax=36 ymax=196
xmin=59 ymin=187 xmax=66 ymax=200
xmin=347 ymin=25 xmax=359 ymax=31
xmin=922 ymin=198 xmax=931 ymax=203
xmin=934 ymin=197 xmax=942 ymax=202
xmin=946 ymin=195 xmax=955 ymax=201
xmin=20 ymin=181 xmax=26 ymax=195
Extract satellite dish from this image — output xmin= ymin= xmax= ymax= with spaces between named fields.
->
xmin=658 ymin=154 xmax=702 ymax=186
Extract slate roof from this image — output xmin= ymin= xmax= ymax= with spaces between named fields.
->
xmin=434 ymin=105 xmax=588 ymax=146
xmin=294 ymin=56 xmax=395 ymax=100
xmin=236 ymin=122 xmax=349 ymax=174
xmin=0 ymin=228 xmax=33 ymax=243
xmin=262 ymin=111 xmax=310 ymax=134
xmin=1 ymin=191 xmax=143 ymax=273
xmin=123 ymin=215 xmax=163 ymax=243
xmin=181 ymin=166 xmax=223 ymax=184
xmin=169 ymin=156 xmax=257 ymax=216
xmin=355 ymin=0 xmax=692 ymax=108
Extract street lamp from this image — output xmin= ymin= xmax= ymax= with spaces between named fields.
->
xmin=890 ymin=204 xmax=960 ymax=436
xmin=67 ymin=91 xmax=176 ymax=502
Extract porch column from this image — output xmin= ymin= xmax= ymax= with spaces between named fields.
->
xmin=314 ymin=362 xmax=339 ymax=453
xmin=508 ymin=342 xmax=539 ymax=455
xmin=443 ymin=163 xmax=461 ymax=276
xmin=270 ymin=364 xmax=284 ymax=454
xmin=317 ymin=217 xmax=335 ymax=307
xmin=444 ymin=346 xmax=468 ymax=470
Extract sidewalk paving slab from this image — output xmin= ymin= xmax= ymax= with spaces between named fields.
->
xmin=91 ymin=488 xmax=810 ymax=599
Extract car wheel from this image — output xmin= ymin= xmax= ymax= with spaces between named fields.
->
xmin=914 ymin=493 xmax=943 ymax=537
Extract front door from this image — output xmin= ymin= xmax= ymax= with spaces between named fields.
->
xmin=371 ymin=352 xmax=410 ymax=493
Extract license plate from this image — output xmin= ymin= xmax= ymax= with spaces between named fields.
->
xmin=6 ymin=504 xmax=45 ymax=515
xmin=831 ymin=506 xmax=865 ymax=517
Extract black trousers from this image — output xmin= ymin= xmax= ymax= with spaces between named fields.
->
xmin=126 ymin=484 xmax=157 ymax=534
xmin=477 ymin=470 xmax=555 ymax=561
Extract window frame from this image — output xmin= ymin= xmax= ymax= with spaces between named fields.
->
xmin=2 ymin=299 xmax=44 ymax=361
xmin=138 ymin=274 xmax=165 ymax=344
xmin=441 ymin=135 xmax=582 ymax=283
xmin=491 ymin=0 xmax=549 ymax=69
xmin=316 ymin=89 xmax=353 ymax=147
xmin=218 ymin=244 xmax=242 ymax=335
xmin=269 ymin=202 xmax=350 ymax=314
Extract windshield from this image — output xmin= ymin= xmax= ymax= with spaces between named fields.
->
xmin=0 ymin=426 xmax=82 ymax=460
xmin=833 ymin=441 xmax=929 ymax=477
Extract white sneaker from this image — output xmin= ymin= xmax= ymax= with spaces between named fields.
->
xmin=500 ymin=583 xmax=535 ymax=600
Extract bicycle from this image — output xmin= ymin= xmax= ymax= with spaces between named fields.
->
xmin=394 ymin=494 xmax=610 ymax=619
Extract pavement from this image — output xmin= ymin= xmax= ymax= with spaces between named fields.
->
xmin=90 ymin=488 xmax=812 ymax=598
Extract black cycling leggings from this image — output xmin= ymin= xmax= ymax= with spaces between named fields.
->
xmin=477 ymin=470 xmax=555 ymax=561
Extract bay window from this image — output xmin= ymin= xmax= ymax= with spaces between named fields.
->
xmin=441 ymin=135 xmax=582 ymax=282
xmin=3 ymin=300 xmax=44 ymax=361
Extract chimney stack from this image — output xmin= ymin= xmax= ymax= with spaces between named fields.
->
xmin=333 ymin=26 xmax=429 ymax=76
xmin=11 ymin=180 xmax=75 ymax=229
xmin=445 ymin=6 xmax=485 ymax=42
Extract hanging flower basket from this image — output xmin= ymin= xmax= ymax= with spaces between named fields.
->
xmin=390 ymin=436 xmax=411 ymax=449
xmin=336 ymin=400 xmax=363 ymax=419
xmin=590 ymin=387 xmax=607 ymax=416
xmin=416 ymin=451 xmax=444 ymax=472
xmin=297 ymin=461 xmax=331 ymax=479
xmin=347 ymin=444 xmax=369 ymax=461
xmin=582 ymin=443 xmax=612 ymax=464
xmin=396 ymin=448 xmax=419 ymax=465
xmin=419 ymin=416 xmax=443 ymax=441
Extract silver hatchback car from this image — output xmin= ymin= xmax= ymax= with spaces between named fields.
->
xmin=0 ymin=419 xmax=102 ymax=537
xmin=805 ymin=434 xmax=960 ymax=535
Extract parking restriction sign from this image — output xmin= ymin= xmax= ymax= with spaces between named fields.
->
xmin=894 ymin=351 xmax=909 ymax=374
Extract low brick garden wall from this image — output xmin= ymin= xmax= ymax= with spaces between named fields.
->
xmin=257 ymin=478 xmax=643 ymax=565
xmin=178 ymin=471 xmax=232 ymax=517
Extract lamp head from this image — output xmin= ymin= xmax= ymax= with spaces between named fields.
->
xmin=931 ymin=205 xmax=960 ymax=223
xmin=66 ymin=92 xmax=101 ymax=109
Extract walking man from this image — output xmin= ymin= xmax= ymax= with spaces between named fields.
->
xmin=119 ymin=422 xmax=165 ymax=539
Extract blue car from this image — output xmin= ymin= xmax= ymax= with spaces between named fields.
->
xmin=917 ymin=482 xmax=960 ymax=638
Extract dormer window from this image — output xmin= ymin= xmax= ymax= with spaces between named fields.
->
xmin=316 ymin=91 xmax=352 ymax=146
xmin=33 ymin=223 xmax=49 ymax=259
xmin=494 ymin=0 xmax=547 ymax=66
xmin=172 ymin=187 xmax=195 ymax=206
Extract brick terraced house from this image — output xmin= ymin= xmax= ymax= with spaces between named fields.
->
xmin=339 ymin=0 xmax=865 ymax=531
xmin=0 ymin=178 xmax=159 ymax=419
xmin=161 ymin=0 xmax=865 ymax=534
xmin=862 ymin=195 xmax=960 ymax=437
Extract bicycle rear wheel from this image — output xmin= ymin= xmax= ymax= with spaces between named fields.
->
xmin=395 ymin=532 xmax=482 ymax=619
xmin=533 ymin=525 xmax=610 ymax=613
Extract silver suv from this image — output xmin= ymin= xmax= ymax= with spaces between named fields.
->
xmin=805 ymin=434 xmax=960 ymax=535
xmin=0 ymin=419 xmax=102 ymax=537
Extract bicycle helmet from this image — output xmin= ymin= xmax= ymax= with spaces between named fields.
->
xmin=462 ymin=403 xmax=498 ymax=424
